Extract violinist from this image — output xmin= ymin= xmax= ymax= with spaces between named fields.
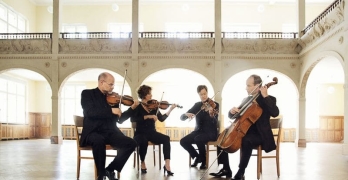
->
xmin=180 ymin=85 xmax=219 ymax=170
xmin=210 ymin=74 xmax=279 ymax=180
xmin=80 ymin=72 xmax=138 ymax=180
xmin=121 ymin=85 xmax=177 ymax=175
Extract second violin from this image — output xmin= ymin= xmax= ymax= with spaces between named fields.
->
xmin=144 ymin=99 xmax=183 ymax=111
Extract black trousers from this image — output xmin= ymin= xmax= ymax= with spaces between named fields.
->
xmin=217 ymin=133 xmax=262 ymax=169
xmin=86 ymin=129 xmax=137 ymax=176
xmin=180 ymin=131 xmax=216 ymax=165
xmin=134 ymin=131 xmax=171 ymax=161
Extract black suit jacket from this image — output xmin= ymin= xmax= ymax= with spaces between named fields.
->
xmin=79 ymin=87 xmax=135 ymax=147
xmin=229 ymin=95 xmax=279 ymax=152
xmin=187 ymin=101 xmax=219 ymax=137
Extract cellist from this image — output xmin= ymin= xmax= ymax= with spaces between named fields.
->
xmin=209 ymin=74 xmax=279 ymax=180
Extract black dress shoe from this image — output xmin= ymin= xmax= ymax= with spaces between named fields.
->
xmin=96 ymin=176 xmax=105 ymax=180
xmin=231 ymin=175 xmax=245 ymax=180
xmin=199 ymin=164 xmax=207 ymax=169
xmin=141 ymin=168 xmax=147 ymax=173
xmin=191 ymin=157 xmax=201 ymax=167
xmin=105 ymin=169 xmax=116 ymax=180
xmin=209 ymin=168 xmax=232 ymax=178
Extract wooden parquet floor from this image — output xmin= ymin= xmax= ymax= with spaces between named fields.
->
xmin=0 ymin=139 xmax=348 ymax=180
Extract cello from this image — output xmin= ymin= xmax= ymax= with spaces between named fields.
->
xmin=216 ymin=77 xmax=278 ymax=153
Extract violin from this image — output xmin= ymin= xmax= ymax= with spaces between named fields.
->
xmin=201 ymin=98 xmax=219 ymax=117
xmin=143 ymin=99 xmax=183 ymax=111
xmin=106 ymin=92 xmax=135 ymax=106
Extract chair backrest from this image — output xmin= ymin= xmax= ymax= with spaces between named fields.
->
xmin=270 ymin=117 xmax=283 ymax=146
xmin=73 ymin=115 xmax=84 ymax=145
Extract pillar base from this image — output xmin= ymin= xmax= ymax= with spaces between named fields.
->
xmin=297 ymin=139 xmax=306 ymax=147
xmin=342 ymin=143 xmax=348 ymax=155
xmin=50 ymin=136 xmax=63 ymax=144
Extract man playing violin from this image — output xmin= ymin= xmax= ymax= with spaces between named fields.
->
xmin=180 ymin=85 xmax=219 ymax=170
xmin=80 ymin=72 xmax=139 ymax=180
xmin=120 ymin=84 xmax=177 ymax=175
xmin=210 ymin=74 xmax=279 ymax=180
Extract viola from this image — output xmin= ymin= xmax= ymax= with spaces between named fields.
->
xmin=201 ymin=98 xmax=219 ymax=117
xmin=106 ymin=92 xmax=135 ymax=106
xmin=143 ymin=99 xmax=183 ymax=111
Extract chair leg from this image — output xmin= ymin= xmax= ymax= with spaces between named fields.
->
xmin=137 ymin=147 xmax=140 ymax=171
xmin=257 ymin=146 xmax=262 ymax=180
xmin=153 ymin=145 xmax=156 ymax=166
xmin=133 ymin=151 xmax=136 ymax=168
xmin=77 ymin=152 xmax=81 ymax=179
xmin=206 ymin=144 xmax=209 ymax=166
xmin=94 ymin=164 xmax=97 ymax=180
xmin=159 ymin=144 xmax=162 ymax=170
xmin=189 ymin=155 xmax=191 ymax=167
xmin=276 ymin=149 xmax=280 ymax=177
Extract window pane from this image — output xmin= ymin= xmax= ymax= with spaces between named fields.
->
xmin=0 ymin=92 xmax=7 ymax=123
xmin=0 ymin=20 xmax=6 ymax=33
xmin=0 ymin=78 xmax=7 ymax=91
xmin=18 ymin=16 xmax=26 ymax=32
xmin=17 ymin=96 xmax=25 ymax=123
xmin=8 ymin=11 xmax=17 ymax=26
xmin=17 ymin=83 xmax=25 ymax=95
xmin=8 ymin=25 xmax=17 ymax=33
xmin=8 ymin=80 xmax=16 ymax=92
xmin=0 ymin=4 xmax=7 ymax=20
xmin=64 ymin=99 xmax=75 ymax=125
xmin=7 ymin=94 xmax=16 ymax=123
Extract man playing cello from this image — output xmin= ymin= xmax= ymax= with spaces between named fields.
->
xmin=210 ymin=74 xmax=279 ymax=180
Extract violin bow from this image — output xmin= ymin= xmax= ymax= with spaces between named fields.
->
xmin=156 ymin=91 xmax=164 ymax=116
xmin=119 ymin=69 xmax=127 ymax=108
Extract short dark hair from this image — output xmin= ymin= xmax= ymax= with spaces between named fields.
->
xmin=137 ymin=85 xmax=152 ymax=99
xmin=250 ymin=74 xmax=262 ymax=85
xmin=197 ymin=85 xmax=207 ymax=93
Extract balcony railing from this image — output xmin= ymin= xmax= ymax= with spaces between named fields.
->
xmin=302 ymin=0 xmax=343 ymax=34
xmin=0 ymin=32 xmax=300 ymax=40
xmin=60 ymin=32 xmax=132 ymax=39
xmin=0 ymin=33 xmax=52 ymax=39
xmin=222 ymin=32 xmax=298 ymax=39
xmin=139 ymin=32 xmax=214 ymax=38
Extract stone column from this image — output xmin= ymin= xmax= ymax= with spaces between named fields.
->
xmin=131 ymin=0 xmax=140 ymax=95
xmin=298 ymin=96 xmax=306 ymax=147
xmin=342 ymin=0 xmax=348 ymax=155
xmin=50 ymin=0 xmax=62 ymax=144
xmin=214 ymin=0 xmax=223 ymax=132
xmin=297 ymin=0 xmax=305 ymax=37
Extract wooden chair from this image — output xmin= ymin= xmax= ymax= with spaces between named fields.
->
xmin=188 ymin=120 xmax=221 ymax=167
xmin=73 ymin=115 xmax=120 ymax=180
xmin=131 ymin=122 xmax=162 ymax=171
xmin=251 ymin=117 xmax=283 ymax=180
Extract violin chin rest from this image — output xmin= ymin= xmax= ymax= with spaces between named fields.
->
xmin=180 ymin=114 xmax=188 ymax=121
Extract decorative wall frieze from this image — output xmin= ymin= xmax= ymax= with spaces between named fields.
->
xmin=300 ymin=1 xmax=344 ymax=48
xmin=222 ymin=39 xmax=300 ymax=54
xmin=58 ymin=55 xmax=132 ymax=59
xmin=299 ymin=26 xmax=344 ymax=58
xmin=222 ymin=55 xmax=299 ymax=60
xmin=58 ymin=39 xmax=132 ymax=54
xmin=138 ymin=55 xmax=215 ymax=59
xmin=0 ymin=56 xmax=52 ymax=59
xmin=0 ymin=39 xmax=51 ymax=54
xmin=138 ymin=39 xmax=215 ymax=53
